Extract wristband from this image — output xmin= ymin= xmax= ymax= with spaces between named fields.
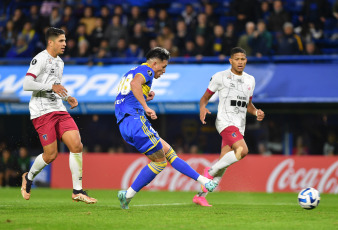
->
xmin=255 ymin=110 xmax=258 ymax=116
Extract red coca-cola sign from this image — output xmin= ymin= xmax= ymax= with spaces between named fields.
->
xmin=266 ymin=158 xmax=338 ymax=193
xmin=51 ymin=154 xmax=338 ymax=194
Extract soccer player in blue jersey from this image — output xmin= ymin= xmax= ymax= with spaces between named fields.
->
xmin=115 ymin=47 xmax=218 ymax=209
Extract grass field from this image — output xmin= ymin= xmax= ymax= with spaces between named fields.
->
xmin=0 ymin=188 xmax=337 ymax=230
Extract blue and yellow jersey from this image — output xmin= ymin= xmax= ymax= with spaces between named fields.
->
xmin=115 ymin=63 xmax=155 ymax=123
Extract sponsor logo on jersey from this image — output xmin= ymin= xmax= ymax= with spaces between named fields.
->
xmin=42 ymin=134 xmax=48 ymax=140
xmin=232 ymin=132 xmax=237 ymax=138
xmin=31 ymin=59 xmax=37 ymax=65
xmin=147 ymin=70 xmax=153 ymax=77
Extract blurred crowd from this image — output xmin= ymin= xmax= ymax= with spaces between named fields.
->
xmin=0 ymin=0 xmax=337 ymax=61
xmin=0 ymin=145 xmax=30 ymax=187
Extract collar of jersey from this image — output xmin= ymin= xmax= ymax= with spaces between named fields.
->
xmin=141 ymin=63 xmax=151 ymax=67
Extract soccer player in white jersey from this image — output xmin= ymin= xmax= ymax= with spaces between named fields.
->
xmin=20 ymin=27 xmax=97 ymax=204
xmin=193 ymin=47 xmax=265 ymax=206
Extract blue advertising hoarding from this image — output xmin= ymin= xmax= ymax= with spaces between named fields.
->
xmin=0 ymin=63 xmax=337 ymax=114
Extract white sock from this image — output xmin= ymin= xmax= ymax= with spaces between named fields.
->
xmin=126 ymin=187 xmax=137 ymax=199
xmin=69 ymin=152 xmax=83 ymax=191
xmin=28 ymin=153 xmax=48 ymax=180
xmin=198 ymin=168 xmax=227 ymax=198
xmin=208 ymin=151 xmax=238 ymax=177
xmin=197 ymin=175 xmax=209 ymax=186
xmin=213 ymin=167 xmax=227 ymax=184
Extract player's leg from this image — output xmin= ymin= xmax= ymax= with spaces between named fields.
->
xmin=194 ymin=126 xmax=248 ymax=206
xmin=118 ymin=115 xmax=167 ymax=209
xmin=119 ymin=149 xmax=167 ymax=209
xmin=161 ymin=138 xmax=218 ymax=192
xmin=60 ymin=115 xmax=97 ymax=204
xmin=22 ymin=112 xmax=59 ymax=200
xmin=21 ymin=140 xmax=57 ymax=200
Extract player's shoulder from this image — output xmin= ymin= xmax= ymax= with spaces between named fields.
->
xmin=29 ymin=50 xmax=47 ymax=66
xmin=211 ymin=69 xmax=230 ymax=81
xmin=32 ymin=50 xmax=48 ymax=61
xmin=135 ymin=64 xmax=154 ymax=78
xmin=243 ymin=71 xmax=255 ymax=81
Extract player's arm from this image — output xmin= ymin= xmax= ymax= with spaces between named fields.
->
xmin=23 ymin=75 xmax=53 ymax=92
xmin=199 ymin=89 xmax=213 ymax=124
xmin=247 ymin=99 xmax=265 ymax=121
xmin=66 ymin=96 xmax=78 ymax=109
xmin=23 ymin=76 xmax=68 ymax=97
xmin=130 ymin=74 xmax=157 ymax=120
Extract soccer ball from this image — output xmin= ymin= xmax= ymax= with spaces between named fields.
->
xmin=298 ymin=187 xmax=320 ymax=209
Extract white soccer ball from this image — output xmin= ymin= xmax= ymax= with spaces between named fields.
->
xmin=298 ymin=187 xmax=320 ymax=209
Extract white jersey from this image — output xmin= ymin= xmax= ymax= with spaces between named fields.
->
xmin=208 ymin=69 xmax=255 ymax=135
xmin=25 ymin=50 xmax=67 ymax=119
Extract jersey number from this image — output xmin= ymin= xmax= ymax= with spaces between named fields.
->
xmin=117 ymin=74 xmax=133 ymax=95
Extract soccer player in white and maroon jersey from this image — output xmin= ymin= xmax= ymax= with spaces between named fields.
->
xmin=21 ymin=27 xmax=96 ymax=204
xmin=193 ymin=47 xmax=265 ymax=206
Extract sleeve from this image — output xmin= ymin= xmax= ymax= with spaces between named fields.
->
xmin=23 ymin=75 xmax=53 ymax=91
xmin=26 ymin=56 xmax=43 ymax=79
xmin=207 ymin=73 xmax=221 ymax=94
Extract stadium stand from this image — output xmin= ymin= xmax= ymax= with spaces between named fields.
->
xmin=0 ymin=0 xmax=337 ymax=64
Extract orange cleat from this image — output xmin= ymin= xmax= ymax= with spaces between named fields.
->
xmin=72 ymin=190 xmax=97 ymax=204
xmin=21 ymin=172 xmax=32 ymax=200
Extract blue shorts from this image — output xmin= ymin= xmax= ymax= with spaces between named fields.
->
xmin=118 ymin=115 xmax=163 ymax=155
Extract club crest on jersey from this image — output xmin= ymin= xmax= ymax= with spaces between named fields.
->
xmin=31 ymin=59 xmax=37 ymax=65
xmin=232 ymin=132 xmax=237 ymax=138
xmin=42 ymin=134 xmax=48 ymax=140
xmin=147 ymin=70 xmax=153 ymax=77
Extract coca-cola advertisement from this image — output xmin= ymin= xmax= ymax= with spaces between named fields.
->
xmin=51 ymin=154 xmax=338 ymax=194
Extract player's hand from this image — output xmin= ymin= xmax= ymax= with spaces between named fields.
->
xmin=200 ymin=107 xmax=211 ymax=124
xmin=52 ymin=84 xmax=68 ymax=97
xmin=256 ymin=109 xmax=265 ymax=121
xmin=146 ymin=91 xmax=155 ymax=102
xmin=145 ymin=107 xmax=157 ymax=120
xmin=67 ymin=96 xmax=78 ymax=109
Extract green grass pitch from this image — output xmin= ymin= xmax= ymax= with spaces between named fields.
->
xmin=0 ymin=188 xmax=337 ymax=230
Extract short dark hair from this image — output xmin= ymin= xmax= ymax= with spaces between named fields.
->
xmin=230 ymin=47 xmax=246 ymax=57
xmin=45 ymin=27 xmax=65 ymax=44
xmin=145 ymin=47 xmax=170 ymax=61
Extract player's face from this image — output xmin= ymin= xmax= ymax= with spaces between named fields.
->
xmin=52 ymin=34 xmax=66 ymax=55
xmin=229 ymin=53 xmax=247 ymax=75
xmin=153 ymin=60 xmax=168 ymax=79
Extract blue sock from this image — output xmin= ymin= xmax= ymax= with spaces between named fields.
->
xmin=165 ymin=147 xmax=199 ymax=181
xmin=131 ymin=161 xmax=167 ymax=192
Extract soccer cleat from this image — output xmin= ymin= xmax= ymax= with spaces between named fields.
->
xmin=117 ymin=190 xmax=130 ymax=209
xmin=204 ymin=180 xmax=218 ymax=192
xmin=193 ymin=195 xmax=212 ymax=207
xmin=201 ymin=167 xmax=214 ymax=193
xmin=21 ymin=172 xmax=32 ymax=200
xmin=72 ymin=190 xmax=97 ymax=204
